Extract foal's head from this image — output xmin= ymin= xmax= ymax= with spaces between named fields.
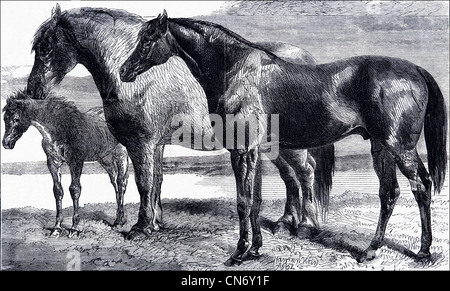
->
xmin=27 ymin=3 xmax=79 ymax=99
xmin=120 ymin=10 xmax=176 ymax=82
xmin=2 ymin=90 xmax=33 ymax=149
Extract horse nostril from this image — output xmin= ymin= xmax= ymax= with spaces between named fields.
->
xmin=119 ymin=66 xmax=127 ymax=77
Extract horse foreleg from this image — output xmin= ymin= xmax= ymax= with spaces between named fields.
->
xmin=225 ymin=149 xmax=260 ymax=266
xmin=68 ymin=160 xmax=83 ymax=238
xmin=150 ymin=144 xmax=165 ymax=228
xmin=360 ymin=140 xmax=401 ymax=262
xmin=46 ymin=157 xmax=64 ymax=237
xmin=115 ymin=147 xmax=129 ymax=227
xmin=126 ymin=140 xmax=159 ymax=239
xmin=247 ymin=151 xmax=263 ymax=260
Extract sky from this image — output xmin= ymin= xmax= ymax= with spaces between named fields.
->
xmin=1 ymin=1 xmax=227 ymax=70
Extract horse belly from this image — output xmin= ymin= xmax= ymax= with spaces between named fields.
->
xmin=277 ymin=105 xmax=365 ymax=149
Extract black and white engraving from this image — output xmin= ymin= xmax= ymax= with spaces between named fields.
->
xmin=1 ymin=1 xmax=448 ymax=271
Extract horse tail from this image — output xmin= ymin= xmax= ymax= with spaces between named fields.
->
xmin=418 ymin=67 xmax=447 ymax=194
xmin=310 ymin=144 xmax=335 ymax=222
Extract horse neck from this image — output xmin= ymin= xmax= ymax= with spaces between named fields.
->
xmin=169 ymin=19 xmax=252 ymax=110
xmin=27 ymin=99 xmax=82 ymax=141
xmin=63 ymin=12 xmax=143 ymax=98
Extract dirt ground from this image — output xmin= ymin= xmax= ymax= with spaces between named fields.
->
xmin=2 ymin=190 xmax=448 ymax=271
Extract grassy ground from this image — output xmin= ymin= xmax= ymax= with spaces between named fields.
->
xmin=2 ymin=190 xmax=448 ymax=270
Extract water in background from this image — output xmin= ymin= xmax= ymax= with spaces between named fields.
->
xmin=2 ymin=169 xmax=448 ymax=210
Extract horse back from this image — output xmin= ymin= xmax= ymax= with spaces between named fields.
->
xmin=222 ymin=51 xmax=430 ymax=148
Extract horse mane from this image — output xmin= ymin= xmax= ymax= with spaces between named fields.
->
xmin=5 ymin=88 xmax=83 ymax=118
xmin=170 ymin=18 xmax=277 ymax=58
xmin=32 ymin=7 xmax=143 ymax=50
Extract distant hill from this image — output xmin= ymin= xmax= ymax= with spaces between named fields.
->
xmin=1 ymin=71 xmax=102 ymax=112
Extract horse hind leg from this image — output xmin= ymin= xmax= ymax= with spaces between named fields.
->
xmin=360 ymin=140 xmax=401 ymax=262
xmin=68 ymin=160 xmax=83 ymax=238
xmin=271 ymin=152 xmax=302 ymax=234
xmin=100 ymin=150 xmax=128 ymax=228
xmin=280 ymin=149 xmax=319 ymax=231
xmin=396 ymin=148 xmax=433 ymax=260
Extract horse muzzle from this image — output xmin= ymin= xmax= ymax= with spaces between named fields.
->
xmin=119 ymin=66 xmax=138 ymax=83
xmin=26 ymin=86 xmax=45 ymax=100
xmin=2 ymin=137 xmax=16 ymax=149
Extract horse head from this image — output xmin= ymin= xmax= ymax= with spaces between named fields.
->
xmin=120 ymin=10 xmax=177 ymax=82
xmin=27 ymin=3 xmax=79 ymax=99
xmin=2 ymin=90 xmax=33 ymax=149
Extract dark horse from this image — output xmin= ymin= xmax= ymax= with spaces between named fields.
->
xmin=2 ymin=90 xmax=129 ymax=237
xmin=120 ymin=11 xmax=447 ymax=265
xmin=26 ymin=5 xmax=335 ymax=242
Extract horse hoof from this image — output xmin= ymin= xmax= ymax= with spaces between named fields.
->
xmin=273 ymin=221 xmax=292 ymax=236
xmin=49 ymin=228 xmax=62 ymax=238
xmin=357 ymin=249 xmax=377 ymax=263
xmin=366 ymin=249 xmax=377 ymax=260
xmin=299 ymin=217 xmax=319 ymax=229
xmin=111 ymin=218 xmax=127 ymax=229
xmin=68 ymin=229 xmax=81 ymax=238
xmin=416 ymin=250 xmax=431 ymax=261
xmin=224 ymin=256 xmax=242 ymax=267
xmin=126 ymin=228 xmax=151 ymax=241
xmin=243 ymin=249 xmax=260 ymax=261
xmin=297 ymin=226 xmax=314 ymax=239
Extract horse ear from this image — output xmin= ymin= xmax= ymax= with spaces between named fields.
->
xmin=4 ymin=98 xmax=17 ymax=111
xmin=51 ymin=3 xmax=61 ymax=24
xmin=162 ymin=9 xmax=168 ymax=19
xmin=158 ymin=9 xmax=168 ymax=32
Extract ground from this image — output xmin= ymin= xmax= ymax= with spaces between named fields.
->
xmin=2 ymin=190 xmax=448 ymax=271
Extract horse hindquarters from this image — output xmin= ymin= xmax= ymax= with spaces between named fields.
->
xmin=364 ymin=66 xmax=447 ymax=260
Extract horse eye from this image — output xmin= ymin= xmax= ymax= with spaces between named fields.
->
xmin=142 ymin=41 xmax=151 ymax=50
xmin=40 ymin=43 xmax=52 ymax=56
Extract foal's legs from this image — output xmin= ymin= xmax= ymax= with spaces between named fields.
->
xmin=68 ymin=160 xmax=84 ymax=238
xmin=46 ymin=157 xmax=64 ymax=237
xmin=360 ymin=140 xmax=400 ymax=262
